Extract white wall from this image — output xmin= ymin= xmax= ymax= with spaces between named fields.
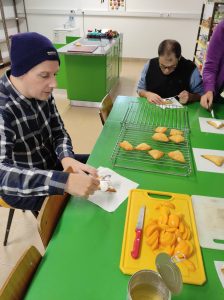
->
xmin=25 ymin=0 xmax=204 ymax=60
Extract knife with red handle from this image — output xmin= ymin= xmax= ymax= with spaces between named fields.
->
xmin=131 ymin=206 xmax=145 ymax=259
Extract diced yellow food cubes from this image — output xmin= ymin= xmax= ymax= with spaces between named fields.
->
xmin=144 ymin=201 xmax=194 ymax=268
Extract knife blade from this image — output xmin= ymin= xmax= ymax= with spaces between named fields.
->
xmin=131 ymin=206 xmax=145 ymax=259
xmin=207 ymin=100 xmax=215 ymax=119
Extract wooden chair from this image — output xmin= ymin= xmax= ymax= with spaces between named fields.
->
xmin=37 ymin=192 xmax=69 ymax=248
xmin=99 ymin=94 xmax=113 ymax=125
xmin=1 ymin=168 xmax=70 ymax=247
xmin=0 ymin=245 xmax=42 ymax=300
xmin=1 ymin=192 xmax=68 ymax=248
xmin=0 ymin=198 xmax=39 ymax=246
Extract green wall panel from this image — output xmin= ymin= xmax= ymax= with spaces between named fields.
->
xmin=65 ymin=55 xmax=107 ymax=102
xmin=54 ymin=43 xmax=67 ymax=89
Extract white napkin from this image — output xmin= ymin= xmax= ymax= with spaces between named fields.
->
xmin=88 ymin=167 xmax=139 ymax=212
xmin=199 ymin=117 xmax=224 ymax=134
xmin=192 ymin=148 xmax=224 ymax=174
xmin=214 ymin=261 xmax=224 ymax=288
xmin=156 ymin=97 xmax=183 ymax=109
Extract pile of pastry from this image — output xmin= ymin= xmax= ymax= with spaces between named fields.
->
xmin=152 ymin=127 xmax=185 ymax=143
xmin=119 ymin=127 xmax=186 ymax=163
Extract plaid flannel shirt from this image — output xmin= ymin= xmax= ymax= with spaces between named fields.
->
xmin=0 ymin=71 xmax=75 ymax=210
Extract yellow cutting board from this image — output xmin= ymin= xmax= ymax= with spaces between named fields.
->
xmin=120 ymin=189 xmax=206 ymax=285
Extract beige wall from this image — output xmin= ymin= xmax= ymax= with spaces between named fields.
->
xmin=25 ymin=0 xmax=204 ymax=60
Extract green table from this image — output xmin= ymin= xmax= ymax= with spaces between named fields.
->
xmin=25 ymin=97 xmax=224 ymax=300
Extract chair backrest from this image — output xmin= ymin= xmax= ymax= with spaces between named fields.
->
xmin=99 ymin=94 xmax=113 ymax=125
xmin=37 ymin=193 xmax=69 ymax=248
xmin=0 ymin=246 xmax=42 ymax=300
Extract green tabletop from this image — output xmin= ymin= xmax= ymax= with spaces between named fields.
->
xmin=25 ymin=96 xmax=224 ymax=300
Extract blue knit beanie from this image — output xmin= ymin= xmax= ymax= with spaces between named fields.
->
xmin=10 ymin=32 xmax=60 ymax=77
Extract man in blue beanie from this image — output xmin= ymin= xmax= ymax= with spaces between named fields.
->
xmin=0 ymin=32 xmax=99 ymax=210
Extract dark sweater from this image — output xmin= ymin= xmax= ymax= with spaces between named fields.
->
xmin=145 ymin=57 xmax=196 ymax=98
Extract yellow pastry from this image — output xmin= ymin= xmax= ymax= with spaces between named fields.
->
xmin=201 ymin=155 xmax=224 ymax=167
xmin=148 ymin=149 xmax=164 ymax=160
xmin=221 ymin=265 xmax=224 ymax=275
xmin=168 ymin=150 xmax=186 ymax=163
xmin=119 ymin=140 xmax=133 ymax=151
xmin=169 ymin=135 xmax=185 ymax=143
xmin=135 ymin=143 xmax=152 ymax=151
xmin=155 ymin=127 xmax=167 ymax=133
xmin=152 ymin=133 xmax=169 ymax=142
xmin=162 ymin=100 xmax=173 ymax=105
xmin=207 ymin=120 xmax=224 ymax=129
xmin=170 ymin=129 xmax=184 ymax=136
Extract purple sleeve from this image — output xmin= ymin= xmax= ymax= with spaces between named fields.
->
xmin=203 ymin=21 xmax=224 ymax=93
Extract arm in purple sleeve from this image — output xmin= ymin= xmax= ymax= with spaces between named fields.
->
xmin=203 ymin=21 xmax=224 ymax=93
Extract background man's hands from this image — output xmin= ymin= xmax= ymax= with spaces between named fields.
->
xmin=145 ymin=91 xmax=164 ymax=104
xmin=178 ymin=90 xmax=190 ymax=104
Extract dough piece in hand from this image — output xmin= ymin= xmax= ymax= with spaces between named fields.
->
xmin=201 ymin=155 xmax=224 ymax=167
xmin=152 ymin=133 xmax=169 ymax=142
xmin=107 ymin=187 xmax=117 ymax=192
xmin=155 ymin=127 xmax=167 ymax=133
xmin=162 ymin=99 xmax=173 ymax=105
xmin=170 ymin=129 xmax=184 ymax=136
xmin=135 ymin=143 xmax=152 ymax=151
xmin=99 ymin=178 xmax=117 ymax=193
xmin=148 ymin=149 xmax=164 ymax=160
xmin=119 ymin=140 xmax=134 ymax=151
xmin=168 ymin=150 xmax=186 ymax=163
xmin=169 ymin=135 xmax=185 ymax=143
xmin=207 ymin=120 xmax=224 ymax=129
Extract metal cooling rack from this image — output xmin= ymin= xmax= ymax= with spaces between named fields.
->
xmin=121 ymin=101 xmax=190 ymax=132
xmin=111 ymin=102 xmax=192 ymax=176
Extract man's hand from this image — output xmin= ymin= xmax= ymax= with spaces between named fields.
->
xmin=65 ymin=173 xmax=100 ymax=198
xmin=178 ymin=90 xmax=190 ymax=104
xmin=200 ymin=91 xmax=213 ymax=109
xmin=145 ymin=91 xmax=164 ymax=104
xmin=61 ymin=157 xmax=98 ymax=177
xmin=138 ymin=89 xmax=164 ymax=104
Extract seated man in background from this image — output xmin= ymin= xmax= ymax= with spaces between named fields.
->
xmin=0 ymin=32 xmax=99 ymax=211
xmin=137 ymin=39 xmax=203 ymax=105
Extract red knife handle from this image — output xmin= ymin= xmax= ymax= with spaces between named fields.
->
xmin=131 ymin=229 xmax=142 ymax=259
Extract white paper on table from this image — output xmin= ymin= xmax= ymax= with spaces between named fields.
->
xmin=193 ymin=148 xmax=224 ymax=174
xmin=88 ymin=167 xmax=139 ymax=212
xmin=199 ymin=117 xmax=224 ymax=134
xmin=214 ymin=261 xmax=224 ymax=288
xmin=156 ymin=97 xmax=183 ymax=109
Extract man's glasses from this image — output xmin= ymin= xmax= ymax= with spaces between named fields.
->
xmin=159 ymin=64 xmax=178 ymax=71
xmin=159 ymin=63 xmax=177 ymax=72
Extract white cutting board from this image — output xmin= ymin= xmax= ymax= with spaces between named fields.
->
xmin=192 ymin=195 xmax=224 ymax=250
